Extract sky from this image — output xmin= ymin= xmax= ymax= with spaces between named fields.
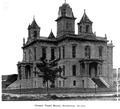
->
xmin=0 ymin=0 xmax=120 ymax=75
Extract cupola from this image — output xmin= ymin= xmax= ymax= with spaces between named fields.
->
xmin=78 ymin=10 xmax=93 ymax=35
xmin=56 ymin=2 xmax=76 ymax=37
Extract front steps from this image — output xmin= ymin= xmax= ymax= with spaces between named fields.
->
xmin=92 ymin=78 xmax=107 ymax=88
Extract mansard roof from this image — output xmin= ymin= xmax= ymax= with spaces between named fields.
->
xmin=56 ymin=3 xmax=76 ymax=21
xmin=78 ymin=10 xmax=93 ymax=24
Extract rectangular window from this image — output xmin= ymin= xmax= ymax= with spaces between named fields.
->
xmin=63 ymin=80 xmax=65 ymax=87
xmin=72 ymin=45 xmax=76 ymax=58
xmin=34 ymin=67 xmax=37 ymax=77
xmin=51 ymin=47 xmax=55 ymax=60
xmin=73 ymin=80 xmax=76 ymax=86
xmin=63 ymin=65 xmax=65 ymax=76
xmin=99 ymin=46 xmax=103 ymax=58
xmin=72 ymin=65 xmax=76 ymax=76
xmin=59 ymin=47 xmax=61 ymax=59
xmin=80 ymin=26 xmax=82 ymax=32
xmin=62 ymin=46 xmax=65 ymax=59
xmin=59 ymin=81 xmax=61 ymax=87
xmin=42 ymin=47 xmax=46 ymax=59
xmin=82 ymin=80 xmax=84 ymax=88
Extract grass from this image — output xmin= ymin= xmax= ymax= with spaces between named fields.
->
xmin=2 ymin=93 xmax=117 ymax=101
xmin=2 ymin=87 xmax=116 ymax=94
xmin=2 ymin=87 xmax=117 ymax=101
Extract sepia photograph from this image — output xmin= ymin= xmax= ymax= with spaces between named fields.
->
xmin=0 ymin=0 xmax=120 ymax=108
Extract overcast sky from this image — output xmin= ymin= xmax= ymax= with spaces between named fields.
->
xmin=0 ymin=0 xmax=120 ymax=75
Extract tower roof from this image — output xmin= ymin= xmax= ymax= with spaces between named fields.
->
xmin=48 ymin=30 xmax=55 ymax=39
xmin=78 ymin=10 xmax=93 ymax=24
xmin=28 ymin=18 xmax=40 ymax=30
xmin=56 ymin=3 xmax=75 ymax=20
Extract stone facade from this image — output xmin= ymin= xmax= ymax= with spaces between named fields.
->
xmin=8 ymin=2 xmax=114 ymax=89
xmin=112 ymin=68 xmax=117 ymax=87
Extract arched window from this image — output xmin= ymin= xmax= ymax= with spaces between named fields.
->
xmin=62 ymin=9 xmax=66 ymax=16
xmin=72 ymin=45 xmax=76 ymax=58
xmin=72 ymin=65 xmax=76 ymax=76
xmin=62 ymin=46 xmax=65 ymax=59
xmin=34 ymin=47 xmax=36 ymax=61
xmin=86 ymin=25 xmax=89 ymax=33
xmin=73 ymin=80 xmax=76 ymax=86
xmin=42 ymin=47 xmax=46 ymax=59
xmin=79 ymin=26 xmax=82 ymax=32
xmin=85 ymin=46 xmax=91 ymax=58
xmin=28 ymin=49 xmax=32 ymax=61
xmin=99 ymin=46 xmax=103 ymax=58
xmin=51 ymin=47 xmax=55 ymax=60
xmin=25 ymin=65 xmax=31 ymax=79
xmin=33 ymin=31 xmax=37 ymax=38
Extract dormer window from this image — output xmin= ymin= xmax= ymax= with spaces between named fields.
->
xmin=62 ymin=9 xmax=66 ymax=16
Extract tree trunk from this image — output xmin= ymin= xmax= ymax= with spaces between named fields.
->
xmin=46 ymin=81 xmax=49 ymax=95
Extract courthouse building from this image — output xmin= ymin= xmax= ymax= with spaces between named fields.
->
xmin=8 ymin=2 xmax=114 ymax=89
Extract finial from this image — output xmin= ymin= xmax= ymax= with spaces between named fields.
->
xmin=105 ymin=34 xmax=107 ymax=39
xmin=65 ymin=0 xmax=66 ymax=4
xmin=33 ymin=15 xmax=35 ymax=20
xmin=23 ymin=38 xmax=25 ymax=46
xmin=94 ymin=32 xmax=96 ymax=36
xmin=84 ymin=9 xmax=86 ymax=13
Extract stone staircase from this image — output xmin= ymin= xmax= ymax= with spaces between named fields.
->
xmin=92 ymin=78 xmax=107 ymax=88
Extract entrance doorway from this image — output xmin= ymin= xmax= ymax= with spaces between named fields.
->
xmin=89 ymin=62 xmax=97 ymax=78
xmin=82 ymin=80 xmax=84 ymax=88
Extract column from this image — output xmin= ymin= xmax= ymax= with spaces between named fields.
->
xmin=97 ymin=64 xmax=99 ymax=76
xmin=100 ymin=64 xmax=102 ymax=76
xmin=87 ymin=63 xmax=89 ymax=77
xmin=85 ymin=62 xmax=87 ymax=77
xmin=17 ymin=64 xmax=21 ymax=80
xmin=21 ymin=65 xmax=26 ymax=79
xmin=80 ymin=63 xmax=82 ymax=76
